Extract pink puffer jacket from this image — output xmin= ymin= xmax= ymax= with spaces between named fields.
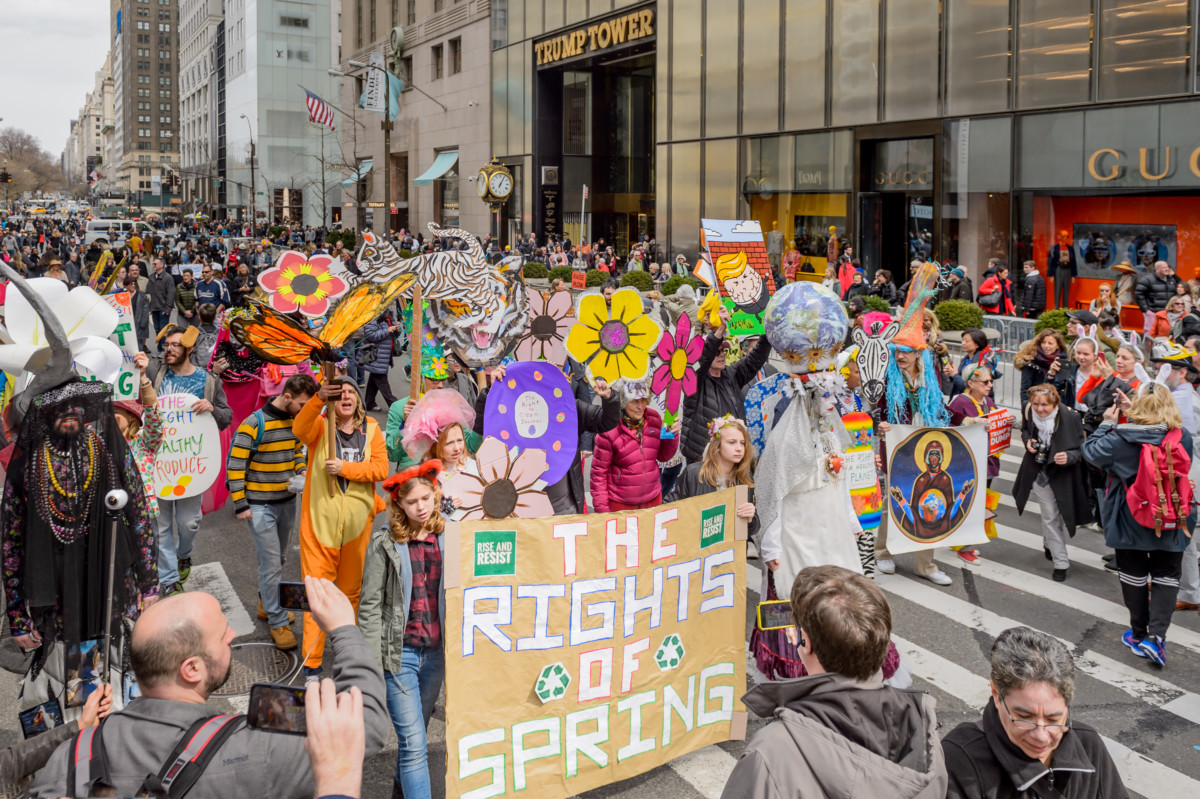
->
xmin=590 ymin=408 xmax=679 ymax=512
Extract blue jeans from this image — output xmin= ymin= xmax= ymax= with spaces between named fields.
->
xmin=155 ymin=495 xmax=203 ymax=586
xmin=245 ymin=499 xmax=297 ymax=627
xmin=384 ymin=645 xmax=444 ymax=797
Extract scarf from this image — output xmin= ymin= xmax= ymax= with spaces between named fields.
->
xmin=1031 ymin=406 xmax=1059 ymax=448
xmin=1168 ymin=310 xmax=1183 ymax=326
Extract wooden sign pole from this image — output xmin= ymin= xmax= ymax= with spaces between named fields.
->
xmin=322 ymin=360 xmax=338 ymax=493
xmin=409 ymin=283 xmax=423 ymax=401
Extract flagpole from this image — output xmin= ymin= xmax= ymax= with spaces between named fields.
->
xmin=580 ymin=184 xmax=587 ymax=249
xmin=297 ymin=83 xmax=366 ymax=129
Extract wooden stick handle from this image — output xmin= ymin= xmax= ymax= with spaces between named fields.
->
xmin=409 ymin=283 xmax=423 ymax=402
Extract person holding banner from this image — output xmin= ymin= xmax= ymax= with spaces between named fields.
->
xmin=113 ymin=352 xmax=164 ymax=520
xmin=1012 ymin=385 xmax=1092 ymax=583
xmin=359 ymin=461 xmax=448 ymax=799
xmin=666 ymin=415 xmax=758 ymax=534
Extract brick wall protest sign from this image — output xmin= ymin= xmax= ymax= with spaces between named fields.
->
xmin=443 ymin=489 xmax=749 ymax=798
xmin=102 ymin=292 xmax=139 ymax=399
xmin=154 ymin=393 xmax=220 ymax=499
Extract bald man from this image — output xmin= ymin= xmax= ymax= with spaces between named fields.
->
xmin=28 ymin=577 xmax=389 ymax=799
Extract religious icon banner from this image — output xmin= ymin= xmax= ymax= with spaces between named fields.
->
xmin=884 ymin=424 xmax=989 ymax=554
xmin=443 ymin=489 xmax=748 ymax=798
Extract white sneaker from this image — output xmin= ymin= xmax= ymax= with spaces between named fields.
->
xmin=924 ymin=570 xmax=953 ymax=586
xmin=876 ymin=558 xmax=896 ymax=575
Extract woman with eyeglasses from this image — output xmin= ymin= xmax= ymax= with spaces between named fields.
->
xmin=1087 ymin=283 xmax=1118 ymax=317
xmin=943 ymin=626 xmax=1127 ymax=798
xmin=947 ymin=365 xmax=1010 ymax=564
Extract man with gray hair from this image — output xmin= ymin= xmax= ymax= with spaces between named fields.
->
xmin=942 ymin=627 xmax=1127 ymax=797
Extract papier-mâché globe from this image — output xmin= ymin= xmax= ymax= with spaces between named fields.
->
xmin=763 ymin=282 xmax=849 ymax=374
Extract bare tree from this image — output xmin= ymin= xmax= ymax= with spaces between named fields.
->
xmin=1 ymin=127 xmax=64 ymax=196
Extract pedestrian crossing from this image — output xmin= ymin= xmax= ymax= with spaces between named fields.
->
xmin=656 ymin=446 xmax=1200 ymax=798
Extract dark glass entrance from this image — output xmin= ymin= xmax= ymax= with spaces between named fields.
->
xmin=858 ymin=138 xmax=935 ymax=285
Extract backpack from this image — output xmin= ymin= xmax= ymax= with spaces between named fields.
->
xmin=1125 ymin=428 xmax=1194 ymax=536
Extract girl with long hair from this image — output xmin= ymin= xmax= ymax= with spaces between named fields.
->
xmin=667 ymin=416 xmax=757 ymax=526
xmin=359 ymin=461 xmax=447 ymax=799
xmin=1082 ymin=383 xmax=1193 ymax=666
xmin=1015 ymin=329 xmax=1074 ymax=409
xmin=1089 ymin=282 xmax=1118 ymax=315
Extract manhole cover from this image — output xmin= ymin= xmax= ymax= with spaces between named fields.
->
xmin=212 ymin=643 xmax=297 ymax=696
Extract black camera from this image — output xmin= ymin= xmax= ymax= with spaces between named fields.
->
xmin=1033 ymin=440 xmax=1051 ymax=465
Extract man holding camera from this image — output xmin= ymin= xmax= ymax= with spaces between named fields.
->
xmin=29 ymin=576 xmax=389 ymax=799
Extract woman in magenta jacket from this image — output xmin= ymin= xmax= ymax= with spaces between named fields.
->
xmin=590 ymin=379 xmax=681 ymax=512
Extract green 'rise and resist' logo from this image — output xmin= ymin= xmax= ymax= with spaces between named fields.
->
xmin=700 ymin=505 xmax=726 ymax=548
xmin=473 ymin=530 xmax=517 ymax=577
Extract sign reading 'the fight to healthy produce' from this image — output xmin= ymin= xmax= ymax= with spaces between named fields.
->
xmin=154 ymin=393 xmax=220 ymax=499
xmin=444 ymin=489 xmax=748 ymax=798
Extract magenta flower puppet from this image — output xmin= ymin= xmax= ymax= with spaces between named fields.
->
xmin=651 ymin=312 xmax=704 ymax=415
xmin=514 ymin=289 xmax=573 ymax=365
xmin=257 ymin=251 xmax=349 ymax=317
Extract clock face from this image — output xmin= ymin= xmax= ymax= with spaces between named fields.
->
xmin=489 ymin=171 xmax=513 ymax=198
xmin=476 ymin=171 xmax=489 ymax=198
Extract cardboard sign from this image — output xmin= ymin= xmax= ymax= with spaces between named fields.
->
xmin=842 ymin=411 xmax=883 ymax=530
xmin=102 ymin=292 xmax=140 ymax=400
xmin=987 ymin=409 xmax=1013 ymax=456
xmin=571 ymin=271 xmax=586 ymax=290
xmin=154 ymin=393 xmax=221 ymax=499
xmin=884 ymin=424 xmax=989 ymax=554
xmin=698 ymin=219 xmax=778 ymax=338
xmin=443 ymin=489 xmax=748 ymax=798
xmin=484 ymin=362 xmax=579 ymax=485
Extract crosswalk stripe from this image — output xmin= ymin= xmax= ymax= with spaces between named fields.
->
xmin=987 ymin=522 xmax=1111 ymax=572
xmin=895 ymin=633 xmax=1200 ymax=793
xmin=877 ymin=572 xmax=1200 ymax=726
xmin=666 ymin=746 xmax=739 ymax=799
xmin=189 ymin=561 xmax=255 ymax=637
xmin=928 ymin=552 xmax=1200 ymax=656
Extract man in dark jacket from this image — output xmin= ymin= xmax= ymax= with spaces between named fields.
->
xmin=361 ymin=313 xmax=401 ymax=411
xmin=721 ymin=566 xmax=947 ymax=798
xmin=943 ymin=627 xmax=1127 ymax=798
xmin=1135 ymin=260 xmax=1180 ymax=334
xmin=1019 ymin=261 xmax=1046 ymax=319
xmin=681 ymin=305 xmax=772 ymax=463
xmin=946 ymin=268 xmax=973 ymax=302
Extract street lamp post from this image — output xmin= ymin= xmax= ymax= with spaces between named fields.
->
xmin=240 ymin=114 xmax=256 ymax=225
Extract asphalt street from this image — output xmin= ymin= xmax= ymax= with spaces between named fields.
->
xmin=2 ymin=366 xmax=1199 ymax=798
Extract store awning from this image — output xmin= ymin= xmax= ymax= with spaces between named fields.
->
xmin=341 ymin=159 xmax=373 ymax=188
xmin=412 ymin=151 xmax=458 ymax=186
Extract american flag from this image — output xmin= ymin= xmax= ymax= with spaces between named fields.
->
xmin=582 ymin=184 xmax=589 ymax=200
xmin=305 ymin=90 xmax=336 ymax=130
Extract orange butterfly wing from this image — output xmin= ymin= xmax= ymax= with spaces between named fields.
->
xmin=322 ymin=273 xmax=417 ymax=348
xmin=229 ymin=303 xmax=325 ymax=365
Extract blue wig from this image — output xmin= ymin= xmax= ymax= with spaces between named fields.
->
xmin=885 ymin=345 xmax=950 ymax=427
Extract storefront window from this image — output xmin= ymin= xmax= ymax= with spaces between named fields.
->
xmin=942 ymin=117 xmax=1011 ymax=279
xmin=1098 ymin=0 xmax=1191 ymax=101
xmin=705 ymin=0 xmax=739 ymax=138
xmin=1016 ymin=0 xmax=1092 ymax=109
xmin=884 ymin=0 xmax=939 ymax=121
xmin=671 ymin=2 xmax=702 ymax=140
xmin=703 ymin=139 xmax=739 ymax=220
xmin=946 ymin=0 xmax=1012 ymax=116
xmin=783 ymin=0 xmax=826 ymax=131
xmin=831 ymin=0 xmax=879 ymax=126
xmin=435 ymin=162 xmax=460 ymax=228
xmin=670 ymin=142 xmax=702 ymax=258
xmin=563 ymin=72 xmax=592 ymax=156
xmin=741 ymin=0 xmax=780 ymax=135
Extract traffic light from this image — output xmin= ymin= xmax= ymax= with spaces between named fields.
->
xmin=0 ymin=171 xmax=11 ymax=184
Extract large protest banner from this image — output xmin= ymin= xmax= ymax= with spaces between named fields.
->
xmin=884 ymin=423 xmax=989 ymax=554
xmin=102 ymin=291 xmax=140 ymax=399
xmin=444 ymin=489 xmax=749 ymax=798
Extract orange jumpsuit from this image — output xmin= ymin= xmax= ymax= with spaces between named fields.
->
xmin=294 ymin=394 xmax=387 ymax=669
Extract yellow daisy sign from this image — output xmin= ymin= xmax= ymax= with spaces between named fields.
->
xmin=565 ymin=288 xmax=662 ymax=383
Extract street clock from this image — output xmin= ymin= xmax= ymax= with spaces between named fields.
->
xmin=477 ymin=158 xmax=514 ymax=206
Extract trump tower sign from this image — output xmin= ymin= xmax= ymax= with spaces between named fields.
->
xmin=443 ymin=489 xmax=749 ymax=797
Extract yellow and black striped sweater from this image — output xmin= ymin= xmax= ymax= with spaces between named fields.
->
xmin=226 ymin=402 xmax=306 ymax=513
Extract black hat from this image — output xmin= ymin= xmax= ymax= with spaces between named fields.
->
xmin=1066 ymin=309 xmax=1098 ymax=326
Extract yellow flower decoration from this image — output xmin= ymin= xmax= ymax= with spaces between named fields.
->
xmin=565 ymin=288 xmax=662 ymax=383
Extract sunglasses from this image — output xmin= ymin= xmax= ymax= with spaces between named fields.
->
xmin=971 ymin=377 xmax=994 ymax=384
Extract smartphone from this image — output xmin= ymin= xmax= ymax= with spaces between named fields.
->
xmin=19 ymin=699 xmax=65 ymax=739
xmin=756 ymin=600 xmax=795 ymax=631
xmin=247 ymin=683 xmax=307 ymax=735
xmin=278 ymin=581 xmax=310 ymax=611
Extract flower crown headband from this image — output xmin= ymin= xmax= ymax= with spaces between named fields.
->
xmin=708 ymin=414 xmax=741 ymax=437
xmin=382 ymin=459 xmax=443 ymax=500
